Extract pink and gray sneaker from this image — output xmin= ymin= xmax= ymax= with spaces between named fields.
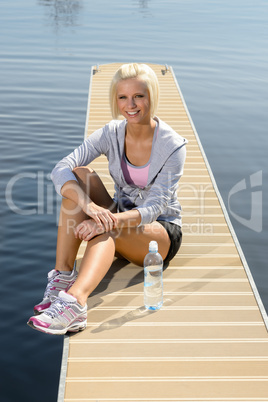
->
xmin=33 ymin=268 xmax=78 ymax=315
xmin=28 ymin=291 xmax=87 ymax=335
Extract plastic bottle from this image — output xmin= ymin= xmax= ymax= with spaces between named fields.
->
xmin=144 ymin=240 xmax=163 ymax=310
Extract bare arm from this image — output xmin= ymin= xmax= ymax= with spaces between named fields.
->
xmin=113 ymin=209 xmax=141 ymax=228
xmin=74 ymin=209 xmax=141 ymax=242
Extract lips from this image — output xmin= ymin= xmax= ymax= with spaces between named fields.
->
xmin=126 ymin=111 xmax=139 ymax=116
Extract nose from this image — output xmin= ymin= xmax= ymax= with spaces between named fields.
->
xmin=127 ymin=97 xmax=136 ymax=108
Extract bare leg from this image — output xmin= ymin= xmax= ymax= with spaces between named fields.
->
xmin=55 ymin=166 xmax=116 ymax=272
xmin=67 ymin=232 xmax=116 ymax=305
xmin=72 ymin=166 xmax=117 ymax=210
xmin=114 ymin=221 xmax=170 ymax=266
xmin=55 ymin=198 xmax=86 ymax=271
xmin=67 ymin=222 xmax=170 ymax=306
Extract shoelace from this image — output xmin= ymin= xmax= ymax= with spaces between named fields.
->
xmin=43 ymin=271 xmax=59 ymax=298
xmin=44 ymin=297 xmax=70 ymax=318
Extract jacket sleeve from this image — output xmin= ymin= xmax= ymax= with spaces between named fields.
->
xmin=134 ymin=144 xmax=186 ymax=225
xmin=51 ymin=126 xmax=110 ymax=196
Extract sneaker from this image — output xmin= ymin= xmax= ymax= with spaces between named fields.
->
xmin=33 ymin=269 xmax=78 ymax=315
xmin=27 ymin=291 xmax=87 ymax=335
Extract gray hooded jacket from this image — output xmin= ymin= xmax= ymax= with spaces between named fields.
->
xmin=51 ymin=117 xmax=188 ymax=227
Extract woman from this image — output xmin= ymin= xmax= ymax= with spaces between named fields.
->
xmin=27 ymin=63 xmax=187 ymax=335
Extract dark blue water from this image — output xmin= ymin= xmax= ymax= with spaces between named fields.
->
xmin=1 ymin=1 xmax=267 ymax=401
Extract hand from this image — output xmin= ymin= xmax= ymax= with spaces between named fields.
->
xmin=83 ymin=201 xmax=117 ymax=232
xmin=74 ymin=219 xmax=105 ymax=242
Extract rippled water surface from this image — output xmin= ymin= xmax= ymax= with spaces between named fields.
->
xmin=1 ymin=0 xmax=268 ymax=401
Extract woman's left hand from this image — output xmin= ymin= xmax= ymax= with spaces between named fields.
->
xmin=74 ymin=219 xmax=105 ymax=242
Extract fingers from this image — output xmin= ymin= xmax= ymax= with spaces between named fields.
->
xmin=98 ymin=212 xmax=115 ymax=232
xmin=74 ymin=222 xmax=88 ymax=239
xmin=89 ymin=208 xmax=117 ymax=232
xmin=74 ymin=220 xmax=105 ymax=241
xmin=75 ymin=207 xmax=117 ymax=241
xmin=83 ymin=232 xmax=94 ymax=242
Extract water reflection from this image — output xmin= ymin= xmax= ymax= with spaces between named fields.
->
xmin=38 ymin=0 xmax=83 ymax=29
xmin=138 ymin=0 xmax=149 ymax=8
xmin=134 ymin=0 xmax=152 ymax=18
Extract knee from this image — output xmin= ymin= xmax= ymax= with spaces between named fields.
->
xmin=73 ymin=166 xmax=94 ymax=181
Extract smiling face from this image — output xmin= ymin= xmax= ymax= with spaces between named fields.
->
xmin=116 ymin=78 xmax=151 ymax=125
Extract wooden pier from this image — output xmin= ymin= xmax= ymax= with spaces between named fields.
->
xmin=58 ymin=63 xmax=268 ymax=401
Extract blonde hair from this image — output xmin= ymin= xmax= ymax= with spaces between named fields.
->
xmin=109 ymin=63 xmax=159 ymax=119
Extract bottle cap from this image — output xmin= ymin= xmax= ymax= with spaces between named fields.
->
xmin=149 ymin=240 xmax=158 ymax=252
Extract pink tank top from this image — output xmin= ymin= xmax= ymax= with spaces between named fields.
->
xmin=121 ymin=123 xmax=158 ymax=188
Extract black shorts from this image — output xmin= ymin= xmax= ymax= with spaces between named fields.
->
xmin=157 ymin=220 xmax=182 ymax=267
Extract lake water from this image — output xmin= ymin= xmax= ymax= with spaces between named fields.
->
xmin=1 ymin=0 xmax=267 ymax=401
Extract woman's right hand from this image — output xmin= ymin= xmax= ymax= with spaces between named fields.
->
xmin=83 ymin=201 xmax=117 ymax=232
xmin=74 ymin=219 xmax=105 ymax=242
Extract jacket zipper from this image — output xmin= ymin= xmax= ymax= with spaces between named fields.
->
xmin=134 ymin=189 xmax=143 ymax=203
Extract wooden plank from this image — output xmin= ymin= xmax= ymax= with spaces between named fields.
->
xmin=58 ymin=63 xmax=268 ymax=402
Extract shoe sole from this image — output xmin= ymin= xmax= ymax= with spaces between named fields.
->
xmin=27 ymin=319 xmax=87 ymax=335
xmin=33 ymin=309 xmax=46 ymax=316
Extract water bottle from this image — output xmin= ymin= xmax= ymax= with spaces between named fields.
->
xmin=144 ymin=241 xmax=163 ymax=310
